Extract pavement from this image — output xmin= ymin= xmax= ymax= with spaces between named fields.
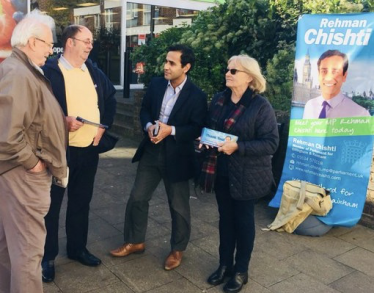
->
xmin=43 ymin=136 xmax=374 ymax=293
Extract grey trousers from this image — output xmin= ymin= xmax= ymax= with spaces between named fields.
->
xmin=294 ymin=215 xmax=333 ymax=236
xmin=0 ymin=166 xmax=51 ymax=293
xmin=124 ymin=143 xmax=191 ymax=251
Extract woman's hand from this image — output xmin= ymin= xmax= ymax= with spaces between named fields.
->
xmin=197 ymin=137 xmax=211 ymax=149
xmin=218 ymin=141 xmax=238 ymax=155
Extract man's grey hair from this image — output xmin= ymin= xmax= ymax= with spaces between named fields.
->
xmin=11 ymin=11 xmax=55 ymax=48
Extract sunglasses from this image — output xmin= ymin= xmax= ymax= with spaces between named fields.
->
xmin=225 ymin=68 xmax=246 ymax=75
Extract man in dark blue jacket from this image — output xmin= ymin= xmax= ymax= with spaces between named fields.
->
xmin=110 ymin=45 xmax=207 ymax=271
xmin=41 ymin=25 xmax=116 ymax=283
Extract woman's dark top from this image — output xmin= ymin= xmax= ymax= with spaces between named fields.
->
xmin=207 ymin=88 xmax=279 ymax=200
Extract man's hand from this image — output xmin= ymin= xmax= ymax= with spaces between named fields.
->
xmin=147 ymin=124 xmax=157 ymax=140
xmin=27 ymin=160 xmax=46 ymax=173
xmin=93 ymin=127 xmax=106 ymax=146
xmin=66 ymin=116 xmax=84 ymax=132
xmin=150 ymin=122 xmax=172 ymax=144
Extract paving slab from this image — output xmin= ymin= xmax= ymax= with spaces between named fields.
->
xmin=268 ymin=273 xmax=340 ymax=293
xmin=285 ymin=233 xmax=357 ymax=258
xmin=334 ymin=247 xmax=374 ymax=277
xmin=250 ymin=250 xmax=300 ymax=287
xmin=190 ymin=233 xmax=219 ymax=258
xmin=329 ymin=271 xmax=374 ymax=293
xmin=146 ymin=278 xmax=203 ymax=293
xmin=284 ymin=249 xmax=354 ymax=284
xmin=88 ymin=281 xmax=133 ymax=293
xmin=52 ymin=261 xmax=118 ymax=293
xmin=254 ymin=231 xmax=307 ymax=261
xmin=110 ymin=255 xmax=181 ymax=292
xmin=336 ymin=225 xmax=374 ymax=253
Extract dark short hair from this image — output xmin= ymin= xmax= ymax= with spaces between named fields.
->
xmin=168 ymin=44 xmax=195 ymax=72
xmin=61 ymin=25 xmax=83 ymax=50
xmin=317 ymin=50 xmax=349 ymax=75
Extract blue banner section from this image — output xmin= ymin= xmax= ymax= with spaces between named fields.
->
xmin=270 ymin=120 xmax=374 ymax=226
xmin=269 ymin=13 xmax=374 ymax=227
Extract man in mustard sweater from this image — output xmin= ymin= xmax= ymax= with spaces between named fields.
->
xmin=41 ymin=25 xmax=116 ymax=282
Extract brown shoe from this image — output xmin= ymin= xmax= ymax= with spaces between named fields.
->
xmin=164 ymin=251 xmax=183 ymax=271
xmin=110 ymin=243 xmax=145 ymax=257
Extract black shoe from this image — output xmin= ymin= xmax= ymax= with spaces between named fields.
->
xmin=42 ymin=260 xmax=55 ymax=283
xmin=68 ymin=249 xmax=101 ymax=267
xmin=223 ymin=272 xmax=248 ymax=293
xmin=207 ymin=265 xmax=233 ymax=286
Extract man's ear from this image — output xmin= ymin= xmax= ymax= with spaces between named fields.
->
xmin=183 ymin=63 xmax=191 ymax=74
xmin=343 ymin=71 xmax=348 ymax=82
xmin=28 ymin=37 xmax=37 ymax=51
xmin=67 ymin=38 xmax=74 ymax=48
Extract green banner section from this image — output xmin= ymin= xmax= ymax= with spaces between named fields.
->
xmin=290 ymin=117 xmax=374 ymax=137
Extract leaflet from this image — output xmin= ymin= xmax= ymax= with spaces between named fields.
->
xmin=200 ymin=127 xmax=238 ymax=147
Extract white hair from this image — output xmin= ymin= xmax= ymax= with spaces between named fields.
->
xmin=11 ymin=11 xmax=55 ymax=48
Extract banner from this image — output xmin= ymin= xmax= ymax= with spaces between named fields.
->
xmin=269 ymin=13 xmax=374 ymax=227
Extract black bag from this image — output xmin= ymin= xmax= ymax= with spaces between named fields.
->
xmin=97 ymin=131 xmax=119 ymax=153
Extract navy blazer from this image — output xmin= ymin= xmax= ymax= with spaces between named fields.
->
xmin=133 ymin=77 xmax=207 ymax=182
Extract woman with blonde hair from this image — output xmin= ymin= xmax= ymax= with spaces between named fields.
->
xmin=199 ymin=54 xmax=279 ymax=293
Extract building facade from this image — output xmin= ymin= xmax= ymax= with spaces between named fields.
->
xmin=13 ymin=0 xmax=222 ymax=89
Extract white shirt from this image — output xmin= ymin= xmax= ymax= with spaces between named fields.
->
xmin=59 ymin=55 xmax=88 ymax=71
xmin=146 ymin=77 xmax=187 ymax=135
xmin=303 ymin=93 xmax=370 ymax=119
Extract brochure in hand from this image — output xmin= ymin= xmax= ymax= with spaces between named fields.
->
xmin=200 ymin=127 xmax=238 ymax=147
xmin=76 ymin=116 xmax=108 ymax=129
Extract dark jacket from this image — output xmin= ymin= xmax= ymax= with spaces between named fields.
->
xmin=209 ymin=88 xmax=279 ymax=200
xmin=42 ymin=57 xmax=117 ymax=129
xmin=133 ymin=77 xmax=207 ymax=182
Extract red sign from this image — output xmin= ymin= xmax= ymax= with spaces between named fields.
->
xmin=0 ymin=0 xmax=17 ymax=63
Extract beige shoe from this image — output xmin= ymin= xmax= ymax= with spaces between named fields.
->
xmin=164 ymin=251 xmax=183 ymax=270
xmin=110 ymin=243 xmax=145 ymax=257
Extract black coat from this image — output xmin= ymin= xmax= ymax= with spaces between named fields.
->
xmin=133 ymin=77 xmax=207 ymax=183
xmin=209 ymin=88 xmax=279 ymax=200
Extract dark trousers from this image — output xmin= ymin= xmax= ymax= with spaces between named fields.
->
xmin=214 ymin=176 xmax=255 ymax=273
xmin=43 ymin=145 xmax=99 ymax=261
xmin=124 ymin=142 xmax=191 ymax=251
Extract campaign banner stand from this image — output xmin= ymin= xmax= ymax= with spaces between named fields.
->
xmin=269 ymin=13 xmax=374 ymax=227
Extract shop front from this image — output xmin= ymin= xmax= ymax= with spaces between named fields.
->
xmin=0 ymin=0 xmax=221 ymax=90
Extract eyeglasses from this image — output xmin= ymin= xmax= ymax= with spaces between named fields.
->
xmin=71 ymin=37 xmax=94 ymax=46
xmin=225 ymin=68 xmax=246 ymax=75
xmin=35 ymin=38 xmax=54 ymax=49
